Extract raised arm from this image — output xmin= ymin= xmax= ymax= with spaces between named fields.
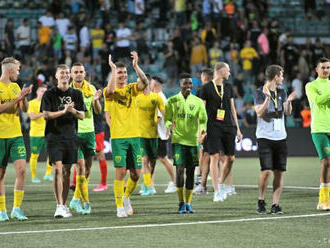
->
xmin=255 ymin=86 xmax=271 ymax=118
xmin=92 ymin=89 xmax=102 ymax=114
xmin=0 ymin=84 xmax=32 ymax=113
xmin=283 ymin=91 xmax=296 ymax=115
xmin=131 ymin=51 xmax=149 ymax=90
xmin=105 ymin=54 xmax=117 ymax=97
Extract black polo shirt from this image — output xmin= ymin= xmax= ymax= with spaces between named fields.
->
xmin=41 ymin=86 xmax=85 ymax=141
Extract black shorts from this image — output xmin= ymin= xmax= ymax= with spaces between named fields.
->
xmin=207 ymin=127 xmax=236 ymax=155
xmin=202 ymin=136 xmax=208 ymax=154
xmin=47 ymin=139 xmax=78 ymax=165
xmin=257 ymin=138 xmax=287 ymax=171
xmin=157 ymin=139 xmax=168 ymax=158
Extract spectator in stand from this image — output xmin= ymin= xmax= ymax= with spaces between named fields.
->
xmin=202 ymin=0 xmax=212 ymax=23
xmin=115 ymin=21 xmax=132 ymax=60
xmin=190 ymin=37 xmax=208 ymax=76
xmin=163 ymin=40 xmax=179 ymax=84
xmin=55 ymin=12 xmax=71 ymax=37
xmin=298 ymin=49 xmax=310 ymax=82
xmin=257 ymin=27 xmax=270 ymax=71
xmin=209 ymin=41 xmax=224 ymax=67
xmin=201 ymin=22 xmax=216 ymax=50
xmin=304 ymin=0 xmax=317 ymax=19
xmin=233 ymin=72 xmax=245 ymax=116
xmin=79 ymin=23 xmax=90 ymax=53
xmin=53 ymin=28 xmax=63 ymax=61
xmin=303 ymin=38 xmax=314 ymax=65
xmin=170 ymin=28 xmax=187 ymax=73
xmin=38 ymin=10 xmax=55 ymax=27
xmin=91 ymin=21 xmax=105 ymax=63
xmin=291 ymin=72 xmax=303 ymax=118
xmin=134 ymin=0 xmax=145 ymax=23
xmin=224 ymin=0 xmax=236 ymax=19
xmin=300 ymin=100 xmax=311 ymax=128
xmin=312 ymin=38 xmax=327 ymax=67
xmin=135 ymin=22 xmax=150 ymax=65
xmin=240 ymin=40 xmax=258 ymax=85
xmin=36 ymin=21 xmax=51 ymax=60
xmin=19 ymin=63 xmax=34 ymax=86
xmin=16 ymin=19 xmax=31 ymax=60
xmin=268 ymin=19 xmax=280 ymax=64
xmin=4 ymin=19 xmax=15 ymax=57
xmin=280 ymin=36 xmax=298 ymax=79
xmin=277 ymin=29 xmax=291 ymax=57
xmin=174 ymin=0 xmax=187 ymax=26
xmin=104 ymin=24 xmax=116 ymax=54
xmin=227 ymin=42 xmax=239 ymax=78
xmin=241 ymin=101 xmax=257 ymax=128
xmin=63 ymin=26 xmax=77 ymax=53
xmin=212 ymin=0 xmax=224 ymax=34
xmin=248 ymin=20 xmax=261 ymax=50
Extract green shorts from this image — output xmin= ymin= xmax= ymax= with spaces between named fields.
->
xmin=78 ymin=132 xmax=96 ymax=159
xmin=172 ymin=143 xmax=199 ymax=167
xmin=0 ymin=137 xmax=26 ymax=167
xmin=312 ymin=133 xmax=330 ymax=160
xmin=30 ymin=136 xmax=46 ymax=154
xmin=111 ymin=138 xmax=142 ymax=169
xmin=141 ymin=138 xmax=158 ymax=160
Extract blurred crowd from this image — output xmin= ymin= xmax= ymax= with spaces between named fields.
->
xmin=0 ymin=0 xmax=329 ymax=128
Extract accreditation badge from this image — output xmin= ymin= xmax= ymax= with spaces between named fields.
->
xmin=216 ymin=109 xmax=225 ymax=121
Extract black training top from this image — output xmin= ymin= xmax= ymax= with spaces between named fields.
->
xmin=41 ymin=86 xmax=85 ymax=141
xmin=199 ymin=81 xmax=236 ymax=132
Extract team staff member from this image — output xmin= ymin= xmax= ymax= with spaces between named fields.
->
xmin=0 ymin=57 xmax=32 ymax=221
xmin=28 ymin=84 xmax=53 ymax=183
xmin=41 ymin=64 xmax=85 ymax=218
xmin=199 ymin=62 xmax=242 ymax=202
xmin=305 ymin=57 xmax=330 ymax=210
xmin=104 ymin=51 xmax=148 ymax=217
xmin=165 ymin=73 xmax=207 ymax=214
xmin=254 ymin=65 xmax=296 ymax=214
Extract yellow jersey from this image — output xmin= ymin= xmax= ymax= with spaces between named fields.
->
xmin=136 ymin=92 xmax=165 ymax=138
xmin=240 ymin=47 xmax=258 ymax=70
xmin=103 ymin=83 xmax=143 ymax=139
xmin=28 ymin=98 xmax=45 ymax=137
xmin=0 ymin=81 xmax=22 ymax=138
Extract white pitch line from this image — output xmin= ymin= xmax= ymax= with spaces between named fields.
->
xmin=0 ymin=212 xmax=329 ymax=235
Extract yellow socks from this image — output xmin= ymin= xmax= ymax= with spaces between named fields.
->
xmin=0 ymin=195 xmax=6 ymax=211
xmin=124 ymin=177 xmax=138 ymax=198
xmin=75 ymin=175 xmax=89 ymax=203
xmin=29 ymin=153 xmax=39 ymax=178
xmin=143 ymin=173 xmax=152 ymax=187
xmin=319 ymin=184 xmax=330 ymax=203
xmin=13 ymin=190 xmax=24 ymax=208
xmin=185 ymin=189 xmax=193 ymax=204
xmin=114 ymin=179 xmax=125 ymax=208
xmin=177 ymin=187 xmax=184 ymax=202
xmin=45 ymin=158 xmax=52 ymax=176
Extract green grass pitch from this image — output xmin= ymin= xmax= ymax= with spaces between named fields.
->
xmin=1 ymin=157 xmax=330 ymax=248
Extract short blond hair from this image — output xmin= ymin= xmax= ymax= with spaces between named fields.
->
xmin=56 ymin=64 xmax=70 ymax=72
xmin=1 ymin=57 xmax=20 ymax=66
xmin=214 ymin=62 xmax=228 ymax=71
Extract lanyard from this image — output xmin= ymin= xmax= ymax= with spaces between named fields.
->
xmin=267 ymin=87 xmax=278 ymax=109
xmin=212 ymin=80 xmax=224 ymax=108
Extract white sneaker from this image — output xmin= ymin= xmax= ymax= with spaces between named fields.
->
xmin=151 ymin=187 xmax=157 ymax=194
xmin=164 ymin=181 xmax=176 ymax=193
xmin=117 ymin=207 xmax=128 ymax=218
xmin=63 ymin=206 xmax=72 ymax=218
xmin=193 ymin=184 xmax=207 ymax=195
xmin=54 ymin=205 xmax=71 ymax=218
xmin=218 ymin=184 xmax=228 ymax=200
xmin=123 ymin=196 xmax=133 ymax=216
xmin=227 ymin=185 xmax=237 ymax=196
xmin=213 ymin=191 xmax=223 ymax=202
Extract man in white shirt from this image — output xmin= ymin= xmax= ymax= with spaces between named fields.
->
xmin=38 ymin=11 xmax=55 ymax=27
xmin=150 ymin=76 xmax=177 ymax=193
xmin=55 ymin=12 xmax=71 ymax=36
xmin=135 ymin=0 xmax=145 ymax=22
xmin=16 ymin=19 xmax=31 ymax=59
xmin=79 ymin=23 xmax=90 ymax=53
xmin=115 ymin=22 xmax=131 ymax=60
